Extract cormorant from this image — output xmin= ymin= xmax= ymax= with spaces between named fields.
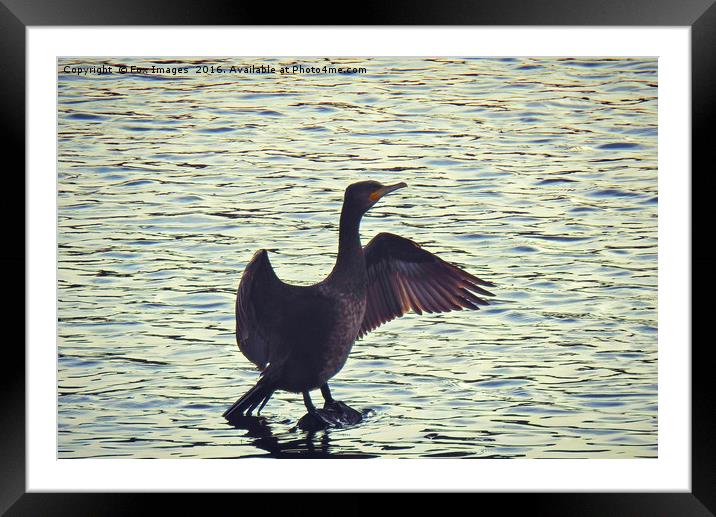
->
xmin=223 ymin=181 xmax=495 ymax=428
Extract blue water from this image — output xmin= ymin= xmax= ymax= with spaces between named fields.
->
xmin=57 ymin=57 xmax=657 ymax=458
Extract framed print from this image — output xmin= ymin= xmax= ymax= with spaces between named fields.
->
xmin=5 ymin=0 xmax=711 ymax=514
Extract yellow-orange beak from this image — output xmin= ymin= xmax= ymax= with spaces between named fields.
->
xmin=370 ymin=182 xmax=407 ymax=202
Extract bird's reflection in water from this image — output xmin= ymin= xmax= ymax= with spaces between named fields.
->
xmin=226 ymin=415 xmax=377 ymax=458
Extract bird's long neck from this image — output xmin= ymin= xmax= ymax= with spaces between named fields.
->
xmin=334 ymin=204 xmax=365 ymax=274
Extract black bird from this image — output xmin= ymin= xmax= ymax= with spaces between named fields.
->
xmin=223 ymin=181 xmax=495 ymax=428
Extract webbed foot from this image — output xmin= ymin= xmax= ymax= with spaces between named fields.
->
xmin=297 ymin=408 xmax=341 ymax=431
xmin=323 ymin=400 xmax=362 ymax=425
xmin=297 ymin=401 xmax=362 ymax=431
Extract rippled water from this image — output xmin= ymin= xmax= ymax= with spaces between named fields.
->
xmin=57 ymin=57 xmax=657 ymax=458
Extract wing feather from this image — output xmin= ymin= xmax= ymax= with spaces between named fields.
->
xmin=236 ymin=249 xmax=288 ymax=369
xmin=359 ymin=233 xmax=495 ymax=338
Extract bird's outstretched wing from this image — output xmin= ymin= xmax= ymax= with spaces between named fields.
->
xmin=360 ymin=233 xmax=495 ymax=338
xmin=236 ymin=249 xmax=288 ymax=370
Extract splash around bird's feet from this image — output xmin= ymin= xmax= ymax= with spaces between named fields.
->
xmin=297 ymin=400 xmax=363 ymax=431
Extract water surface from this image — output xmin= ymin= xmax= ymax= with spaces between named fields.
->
xmin=58 ymin=57 xmax=657 ymax=458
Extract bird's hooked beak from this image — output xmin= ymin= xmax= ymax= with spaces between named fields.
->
xmin=370 ymin=182 xmax=407 ymax=202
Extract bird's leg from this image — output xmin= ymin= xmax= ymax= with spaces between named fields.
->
xmin=302 ymin=391 xmax=316 ymax=412
xmin=320 ymin=384 xmax=335 ymax=404
xmin=298 ymin=390 xmax=338 ymax=431
xmin=298 ymin=387 xmax=363 ymax=431
xmin=320 ymin=383 xmax=362 ymax=426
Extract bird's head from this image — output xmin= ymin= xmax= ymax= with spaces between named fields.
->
xmin=343 ymin=180 xmax=407 ymax=216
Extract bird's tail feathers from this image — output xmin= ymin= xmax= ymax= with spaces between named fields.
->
xmin=223 ymin=376 xmax=275 ymax=420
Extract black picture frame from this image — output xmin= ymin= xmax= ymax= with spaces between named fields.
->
xmin=3 ymin=0 xmax=710 ymax=514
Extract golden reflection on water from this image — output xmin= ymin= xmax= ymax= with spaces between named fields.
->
xmin=58 ymin=57 xmax=657 ymax=458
